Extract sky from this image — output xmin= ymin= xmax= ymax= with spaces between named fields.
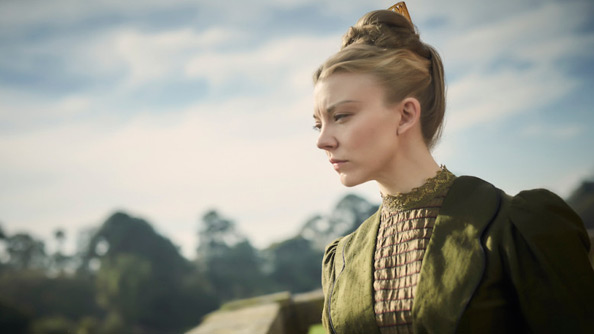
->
xmin=1 ymin=0 xmax=594 ymax=258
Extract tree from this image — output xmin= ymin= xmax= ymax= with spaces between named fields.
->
xmin=0 ymin=270 xmax=100 ymax=332
xmin=82 ymin=212 xmax=188 ymax=276
xmin=0 ymin=298 xmax=31 ymax=334
xmin=197 ymin=210 xmax=246 ymax=259
xmin=0 ymin=223 xmax=6 ymax=240
xmin=96 ymin=254 xmax=153 ymax=326
xmin=567 ymin=180 xmax=594 ymax=230
xmin=268 ymin=236 xmax=323 ymax=293
xmin=197 ymin=210 xmax=273 ymax=301
xmin=300 ymin=194 xmax=378 ymax=250
xmin=0 ymin=223 xmax=7 ymax=272
xmin=50 ymin=229 xmax=70 ymax=275
xmin=3 ymin=233 xmax=47 ymax=270
xmin=87 ymin=211 xmax=217 ymax=333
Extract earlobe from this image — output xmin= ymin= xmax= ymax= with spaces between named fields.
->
xmin=396 ymin=97 xmax=421 ymax=136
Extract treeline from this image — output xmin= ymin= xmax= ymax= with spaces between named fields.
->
xmin=0 ymin=194 xmax=378 ymax=334
xmin=1 ymin=178 xmax=592 ymax=334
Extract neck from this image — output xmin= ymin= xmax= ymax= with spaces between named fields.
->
xmin=377 ymin=141 xmax=441 ymax=196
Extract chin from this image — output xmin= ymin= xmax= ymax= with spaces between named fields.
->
xmin=339 ymin=174 xmax=366 ymax=188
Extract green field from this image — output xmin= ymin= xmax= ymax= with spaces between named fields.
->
xmin=308 ymin=324 xmax=325 ymax=334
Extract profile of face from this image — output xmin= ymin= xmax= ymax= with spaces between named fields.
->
xmin=313 ymin=72 xmax=404 ymax=187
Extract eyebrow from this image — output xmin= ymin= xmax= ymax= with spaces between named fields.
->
xmin=313 ymin=100 xmax=360 ymax=119
xmin=327 ymin=100 xmax=359 ymax=113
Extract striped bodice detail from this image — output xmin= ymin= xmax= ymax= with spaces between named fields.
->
xmin=373 ymin=167 xmax=455 ymax=333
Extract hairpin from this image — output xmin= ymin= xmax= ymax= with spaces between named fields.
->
xmin=388 ymin=2 xmax=412 ymax=24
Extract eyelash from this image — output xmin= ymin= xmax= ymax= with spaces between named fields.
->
xmin=312 ymin=114 xmax=351 ymax=131
xmin=334 ymin=114 xmax=349 ymax=122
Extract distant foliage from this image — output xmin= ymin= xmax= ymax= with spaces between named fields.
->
xmin=197 ymin=210 xmax=247 ymax=259
xmin=0 ymin=269 xmax=99 ymax=334
xmin=267 ymin=236 xmax=323 ymax=293
xmin=89 ymin=212 xmax=218 ymax=333
xmin=2 ymin=233 xmax=47 ymax=270
xmin=0 ymin=212 xmax=218 ymax=334
xmin=567 ymin=180 xmax=594 ymax=230
xmin=300 ymin=194 xmax=378 ymax=250
xmin=197 ymin=210 xmax=275 ymax=300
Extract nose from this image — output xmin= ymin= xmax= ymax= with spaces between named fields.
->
xmin=316 ymin=125 xmax=338 ymax=150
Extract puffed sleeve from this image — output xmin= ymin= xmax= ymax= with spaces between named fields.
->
xmin=321 ymin=237 xmax=341 ymax=332
xmin=504 ymin=189 xmax=594 ymax=332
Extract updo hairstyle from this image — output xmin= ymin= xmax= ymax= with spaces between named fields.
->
xmin=313 ymin=10 xmax=446 ymax=149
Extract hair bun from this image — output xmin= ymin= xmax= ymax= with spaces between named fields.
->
xmin=342 ymin=25 xmax=382 ymax=49
xmin=341 ymin=10 xmax=427 ymax=59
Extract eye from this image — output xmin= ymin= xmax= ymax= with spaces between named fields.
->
xmin=312 ymin=123 xmax=321 ymax=132
xmin=334 ymin=114 xmax=350 ymax=122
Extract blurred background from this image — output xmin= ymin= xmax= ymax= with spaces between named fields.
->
xmin=1 ymin=0 xmax=593 ymax=333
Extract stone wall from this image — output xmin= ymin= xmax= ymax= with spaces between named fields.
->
xmin=186 ymin=290 xmax=324 ymax=334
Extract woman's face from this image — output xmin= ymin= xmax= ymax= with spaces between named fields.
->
xmin=313 ymin=72 xmax=401 ymax=187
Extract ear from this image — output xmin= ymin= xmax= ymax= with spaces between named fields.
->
xmin=396 ymin=97 xmax=421 ymax=136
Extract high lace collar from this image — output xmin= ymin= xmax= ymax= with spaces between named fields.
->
xmin=381 ymin=166 xmax=456 ymax=212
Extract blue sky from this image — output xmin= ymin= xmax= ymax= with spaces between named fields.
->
xmin=1 ymin=0 xmax=593 ymax=257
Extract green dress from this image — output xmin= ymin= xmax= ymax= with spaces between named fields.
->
xmin=321 ymin=176 xmax=594 ymax=333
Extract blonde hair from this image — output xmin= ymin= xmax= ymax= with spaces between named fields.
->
xmin=313 ymin=10 xmax=446 ymax=149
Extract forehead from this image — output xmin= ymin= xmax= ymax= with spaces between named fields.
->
xmin=314 ymin=72 xmax=384 ymax=112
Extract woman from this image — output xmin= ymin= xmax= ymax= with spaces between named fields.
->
xmin=312 ymin=4 xmax=594 ymax=334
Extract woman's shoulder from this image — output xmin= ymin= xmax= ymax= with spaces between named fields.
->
xmin=508 ymin=188 xmax=584 ymax=229
xmin=493 ymin=186 xmax=594 ymax=330
xmin=451 ymin=176 xmax=583 ymax=223
xmin=447 ymin=177 xmax=594 ymax=331
xmin=502 ymin=187 xmax=590 ymax=252
xmin=446 ymin=175 xmax=588 ymax=245
xmin=322 ymin=209 xmax=381 ymax=255
xmin=322 ymin=237 xmax=342 ymax=263
xmin=321 ymin=208 xmax=381 ymax=269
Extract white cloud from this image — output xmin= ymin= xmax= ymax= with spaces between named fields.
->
xmin=185 ymin=35 xmax=340 ymax=89
xmin=0 ymin=0 xmax=197 ymax=29
xmin=445 ymin=65 xmax=578 ymax=132
xmin=0 ymin=19 xmax=348 ymax=255
xmin=0 ymin=91 xmax=345 ymax=254
xmin=1 ymin=0 xmax=593 ymax=257
xmin=522 ymin=123 xmax=585 ymax=139
xmin=438 ymin=0 xmax=590 ymax=134
xmin=109 ymin=27 xmax=244 ymax=87
xmin=440 ymin=1 xmax=593 ymax=70
xmin=0 ymin=91 xmax=94 ymax=128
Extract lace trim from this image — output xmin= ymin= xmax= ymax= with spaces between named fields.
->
xmin=381 ymin=166 xmax=456 ymax=212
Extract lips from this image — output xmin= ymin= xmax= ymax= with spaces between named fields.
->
xmin=329 ymin=158 xmax=348 ymax=171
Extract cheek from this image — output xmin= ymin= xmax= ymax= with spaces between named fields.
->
xmin=349 ymin=118 xmax=395 ymax=153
